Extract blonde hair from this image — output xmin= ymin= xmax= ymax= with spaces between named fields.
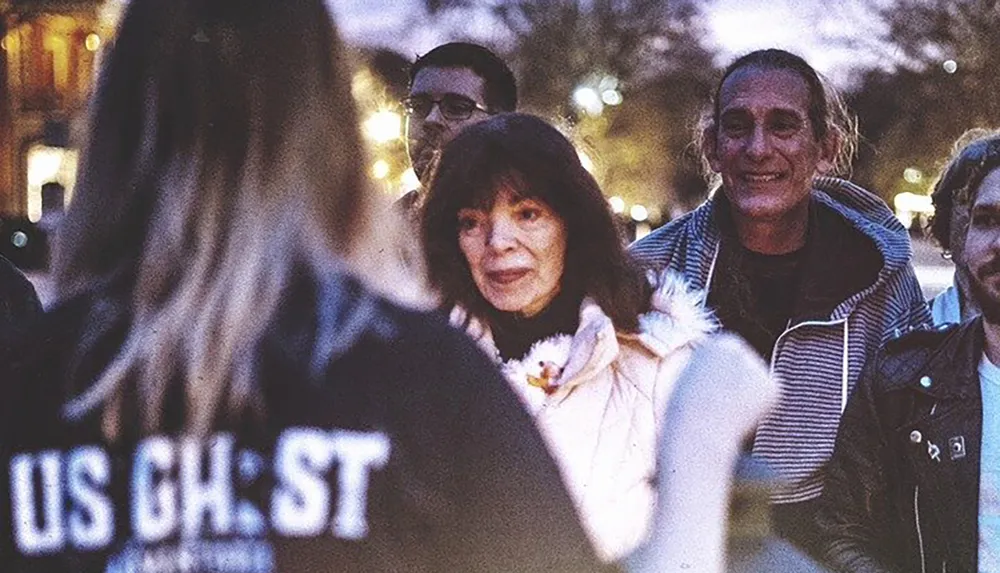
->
xmin=53 ymin=0 xmax=423 ymax=438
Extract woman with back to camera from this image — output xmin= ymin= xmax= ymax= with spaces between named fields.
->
xmin=0 ymin=0 xmax=778 ymax=572
xmin=421 ymin=112 xmax=747 ymax=561
xmin=0 ymin=1 xmax=669 ymax=571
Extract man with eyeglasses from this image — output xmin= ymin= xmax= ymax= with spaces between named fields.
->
xmin=398 ymin=42 xmax=517 ymax=214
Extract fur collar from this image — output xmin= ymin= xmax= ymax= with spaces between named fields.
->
xmin=633 ymin=268 xmax=717 ymax=357
xmin=452 ymin=270 xmax=715 ymax=412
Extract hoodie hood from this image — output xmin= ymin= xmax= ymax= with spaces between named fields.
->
xmin=800 ymin=177 xmax=914 ymax=321
xmin=811 ymin=176 xmax=913 ymax=279
xmin=643 ymin=177 xmax=913 ymax=322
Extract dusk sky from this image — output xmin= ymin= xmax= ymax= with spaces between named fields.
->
xmin=328 ymin=0 xmax=886 ymax=85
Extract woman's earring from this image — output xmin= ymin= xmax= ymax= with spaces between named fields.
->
xmin=941 ymin=250 xmax=953 ymax=261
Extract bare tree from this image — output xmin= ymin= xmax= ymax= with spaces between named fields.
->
xmin=421 ymin=0 xmax=720 ymax=220
xmin=841 ymin=0 xmax=1000 ymax=202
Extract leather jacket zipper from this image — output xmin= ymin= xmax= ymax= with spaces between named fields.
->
xmin=915 ymin=486 xmax=926 ymax=573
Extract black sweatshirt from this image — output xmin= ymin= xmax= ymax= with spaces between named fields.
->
xmin=0 ymin=273 xmax=616 ymax=573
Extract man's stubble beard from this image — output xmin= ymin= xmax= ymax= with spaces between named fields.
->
xmin=969 ymin=263 xmax=1000 ymax=324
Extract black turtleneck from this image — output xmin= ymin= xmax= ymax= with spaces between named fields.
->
xmin=487 ymin=287 xmax=584 ymax=362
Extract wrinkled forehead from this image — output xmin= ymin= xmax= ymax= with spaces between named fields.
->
xmin=717 ymin=66 xmax=812 ymax=119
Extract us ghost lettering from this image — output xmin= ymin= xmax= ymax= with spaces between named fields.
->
xmin=8 ymin=427 xmax=391 ymax=565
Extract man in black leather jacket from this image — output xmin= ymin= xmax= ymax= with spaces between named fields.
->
xmin=819 ymin=320 xmax=981 ymax=573
xmin=818 ymin=136 xmax=1000 ymax=573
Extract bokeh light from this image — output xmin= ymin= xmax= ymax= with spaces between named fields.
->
xmin=630 ymin=204 xmax=649 ymax=222
xmin=85 ymin=33 xmax=100 ymax=52
xmin=903 ymin=167 xmax=923 ymax=184
xmin=372 ymin=159 xmax=390 ymax=180
xmin=363 ymin=110 xmax=402 ymax=144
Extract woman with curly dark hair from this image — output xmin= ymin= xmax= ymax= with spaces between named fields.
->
xmin=422 ymin=112 xmax=735 ymax=560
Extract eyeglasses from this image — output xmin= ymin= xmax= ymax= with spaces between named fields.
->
xmin=401 ymin=94 xmax=490 ymax=121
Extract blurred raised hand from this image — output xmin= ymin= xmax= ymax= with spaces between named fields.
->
xmin=628 ymin=333 xmax=778 ymax=573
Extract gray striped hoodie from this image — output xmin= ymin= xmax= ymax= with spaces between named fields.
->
xmin=629 ymin=177 xmax=931 ymax=503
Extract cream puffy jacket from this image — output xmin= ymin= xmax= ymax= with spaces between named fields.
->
xmin=454 ymin=271 xmax=716 ymax=561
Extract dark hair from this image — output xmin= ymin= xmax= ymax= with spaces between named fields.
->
xmin=929 ymin=130 xmax=1000 ymax=249
xmin=422 ymin=113 xmax=650 ymax=332
xmin=409 ymin=42 xmax=517 ymax=113
xmin=698 ymin=48 xmax=858 ymax=179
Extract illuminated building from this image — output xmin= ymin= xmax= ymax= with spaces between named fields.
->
xmin=0 ymin=0 xmax=121 ymax=221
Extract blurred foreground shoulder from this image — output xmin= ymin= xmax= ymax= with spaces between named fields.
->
xmin=0 ymin=254 xmax=42 ymax=331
